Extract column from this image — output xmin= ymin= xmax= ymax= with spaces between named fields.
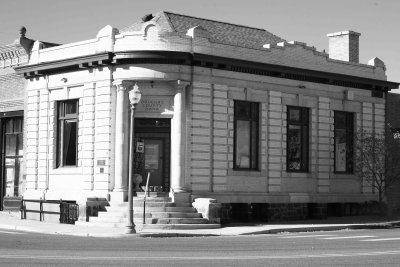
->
xmin=170 ymin=81 xmax=189 ymax=193
xmin=110 ymin=81 xmax=131 ymax=202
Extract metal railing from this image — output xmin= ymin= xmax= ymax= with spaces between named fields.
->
xmin=20 ymin=198 xmax=79 ymax=224
xmin=143 ymin=172 xmax=151 ymax=224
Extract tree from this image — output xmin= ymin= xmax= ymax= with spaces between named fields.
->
xmin=354 ymin=127 xmax=400 ymax=204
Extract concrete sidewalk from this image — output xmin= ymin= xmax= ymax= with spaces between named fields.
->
xmin=0 ymin=211 xmax=399 ymax=238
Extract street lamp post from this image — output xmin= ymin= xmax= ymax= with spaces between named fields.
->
xmin=126 ymin=83 xmax=142 ymax=234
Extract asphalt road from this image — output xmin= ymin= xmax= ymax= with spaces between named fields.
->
xmin=0 ymin=228 xmax=399 ymax=266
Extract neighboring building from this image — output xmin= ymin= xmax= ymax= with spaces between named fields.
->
xmin=0 ymin=28 xmax=59 ymax=210
xmin=14 ymin=12 xmax=399 ymax=223
xmin=386 ymin=92 xmax=400 ymax=214
xmin=0 ymin=43 xmax=26 ymax=210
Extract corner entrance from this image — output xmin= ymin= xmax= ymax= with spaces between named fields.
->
xmin=135 ymin=118 xmax=170 ymax=192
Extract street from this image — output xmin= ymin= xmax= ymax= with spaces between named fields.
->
xmin=0 ymin=229 xmax=399 ymax=266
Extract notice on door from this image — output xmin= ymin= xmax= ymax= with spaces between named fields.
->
xmin=145 ymin=144 xmax=159 ymax=170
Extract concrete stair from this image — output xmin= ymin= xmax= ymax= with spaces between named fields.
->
xmin=77 ymin=194 xmax=220 ymax=230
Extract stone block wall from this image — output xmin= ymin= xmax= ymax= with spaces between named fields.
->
xmin=23 ymin=69 xmax=114 ymax=201
xmin=189 ymin=68 xmax=386 ymax=204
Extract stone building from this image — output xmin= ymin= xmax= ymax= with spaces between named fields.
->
xmin=13 ymin=12 xmax=399 ymax=224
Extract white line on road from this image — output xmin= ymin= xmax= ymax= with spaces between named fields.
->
xmin=280 ymin=234 xmax=337 ymax=239
xmin=361 ymin=238 xmax=400 ymax=242
xmin=2 ymin=251 xmax=400 ymax=261
xmin=0 ymin=230 xmax=23 ymax=235
xmin=320 ymin=236 xmax=375 ymax=240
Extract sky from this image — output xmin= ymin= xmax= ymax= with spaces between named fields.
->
xmin=1 ymin=0 xmax=399 ymax=88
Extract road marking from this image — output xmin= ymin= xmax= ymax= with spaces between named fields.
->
xmin=280 ymin=234 xmax=336 ymax=239
xmin=361 ymin=237 xmax=400 ymax=242
xmin=320 ymin=235 xmax=375 ymax=240
xmin=0 ymin=230 xmax=23 ymax=235
xmin=2 ymin=251 xmax=400 ymax=261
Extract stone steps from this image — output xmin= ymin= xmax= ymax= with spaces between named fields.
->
xmin=84 ymin=196 xmax=220 ymax=230
xmin=148 ymin=218 xmax=209 ymax=224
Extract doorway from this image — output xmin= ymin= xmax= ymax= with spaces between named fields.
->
xmin=135 ymin=118 xmax=170 ymax=192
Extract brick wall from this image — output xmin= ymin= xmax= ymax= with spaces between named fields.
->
xmin=0 ymin=44 xmax=27 ymax=112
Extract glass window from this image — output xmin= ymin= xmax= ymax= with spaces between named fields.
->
xmin=57 ymin=100 xmax=78 ymax=167
xmin=234 ymin=101 xmax=259 ymax=170
xmin=287 ymin=106 xmax=309 ymax=172
xmin=334 ymin=111 xmax=354 ymax=173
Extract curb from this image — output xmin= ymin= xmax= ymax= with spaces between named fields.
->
xmin=1 ymin=218 xmax=399 ymax=238
xmin=240 ymin=222 xmax=400 ymax=236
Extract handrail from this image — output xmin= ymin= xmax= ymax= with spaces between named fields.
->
xmin=143 ymin=172 xmax=150 ymax=224
xmin=20 ymin=198 xmax=79 ymax=224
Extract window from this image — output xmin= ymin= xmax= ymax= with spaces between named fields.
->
xmin=57 ymin=100 xmax=78 ymax=167
xmin=234 ymin=101 xmax=259 ymax=170
xmin=334 ymin=111 xmax=354 ymax=173
xmin=287 ymin=106 xmax=309 ymax=172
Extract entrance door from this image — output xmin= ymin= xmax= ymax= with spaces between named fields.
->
xmin=135 ymin=118 xmax=170 ymax=192
xmin=144 ymin=139 xmax=164 ymax=187
xmin=1 ymin=117 xmax=23 ymax=210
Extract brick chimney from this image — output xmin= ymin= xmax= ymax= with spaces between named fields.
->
xmin=327 ymin=31 xmax=361 ymax=63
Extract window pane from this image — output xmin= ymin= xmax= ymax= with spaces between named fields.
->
xmin=236 ymin=120 xmax=250 ymax=168
xmin=236 ymin=102 xmax=250 ymax=118
xmin=5 ymin=135 xmax=17 ymax=156
xmin=251 ymin=121 xmax=258 ymax=169
xmin=334 ymin=111 xmax=354 ymax=173
xmin=335 ymin=129 xmax=347 ymax=172
xmin=335 ymin=112 xmax=346 ymax=129
xmin=17 ymin=133 xmax=23 ymax=156
xmin=5 ymin=158 xmax=16 ymax=196
xmin=289 ymin=108 xmax=300 ymax=122
xmin=65 ymin=101 xmax=77 ymax=115
xmin=145 ymin=143 xmax=160 ymax=170
xmin=288 ymin=125 xmax=301 ymax=171
xmin=63 ymin=120 xmax=77 ymax=166
xmin=13 ymin=118 xmax=22 ymax=132
xmin=5 ymin=119 xmax=13 ymax=133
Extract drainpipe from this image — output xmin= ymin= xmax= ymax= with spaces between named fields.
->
xmin=43 ymin=74 xmax=50 ymax=200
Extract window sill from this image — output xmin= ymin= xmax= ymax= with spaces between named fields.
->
xmin=50 ymin=166 xmax=82 ymax=175
xmin=332 ymin=173 xmax=357 ymax=179
xmin=228 ymin=169 xmax=264 ymax=177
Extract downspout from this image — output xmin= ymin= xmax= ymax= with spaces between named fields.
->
xmin=43 ymin=74 xmax=50 ymax=200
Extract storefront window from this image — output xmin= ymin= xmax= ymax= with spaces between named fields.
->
xmin=57 ymin=100 xmax=78 ymax=167
xmin=234 ymin=101 xmax=259 ymax=170
xmin=334 ymin=111 xmax=354 ymax=173
xmin=2 ymin=117 xmax=23 ymax=197
xmin=287 ymin=106 xmax=309 ymax=172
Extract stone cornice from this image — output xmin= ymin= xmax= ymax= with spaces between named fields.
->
xmin=14 ymin=52 xmax=113 ymax=77
xmin=14 ymin=50 xmax=399 ymax=91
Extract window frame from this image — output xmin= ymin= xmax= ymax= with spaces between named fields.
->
xmin=233 ymin=100 xmax=259 ymax=171
xmin=56 ymin=99 xmax=79 ymax=168
xmin=286 ymin=106 xmax=309 ymax=173
xmin=334 ymin=111 xmax=354 ymax=174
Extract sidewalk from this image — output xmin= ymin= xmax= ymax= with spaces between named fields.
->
xmin=1 ymin=211 xmax=399 ymax=238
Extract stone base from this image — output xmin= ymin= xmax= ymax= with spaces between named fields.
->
xmin=192 ymin=198 xmax=221 ymax=224
xmin=109 ymin=191 xmax=127 ymax=203
xmin=170 ymin=191 xmax=190 ymax=203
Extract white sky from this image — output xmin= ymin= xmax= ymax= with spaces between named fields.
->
xmin=1 ymin=0 xmax=398 ymax=89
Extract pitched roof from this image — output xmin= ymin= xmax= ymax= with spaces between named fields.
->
xmin=121 ymin=11 xmax=285 ymax=49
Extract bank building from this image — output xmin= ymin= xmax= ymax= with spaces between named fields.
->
xmin=1 ymin=12 xmax=399 ymax=228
